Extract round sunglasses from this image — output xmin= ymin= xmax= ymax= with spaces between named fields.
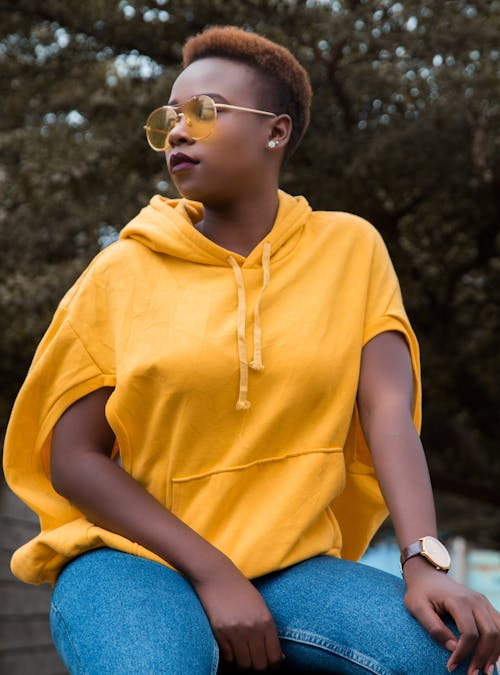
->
xmin=144 ymin=94 xmax=276 ymax=152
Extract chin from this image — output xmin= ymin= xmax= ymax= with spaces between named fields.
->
xmin=176 ymin=184 xmax=206 ymax=202
xmin=175 ymin=180 xmax=228 ymax=206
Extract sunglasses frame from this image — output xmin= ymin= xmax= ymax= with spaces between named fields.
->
xmin=144 ymin=94 xmax=277 ymax=152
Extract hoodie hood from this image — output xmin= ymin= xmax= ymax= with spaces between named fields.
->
xmin=120 ymin=189 xmax=312 ymax=267
xmin=120 ymin=190 xmax=312 ymax=410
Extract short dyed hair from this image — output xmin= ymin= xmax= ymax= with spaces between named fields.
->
xmin=182 ymin=26 xmax=312 ymax=162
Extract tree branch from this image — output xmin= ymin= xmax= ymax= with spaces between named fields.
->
xmin=0 ymin=0 xmax=181 ymax=65
xmin=312 ymin=38 xmax=357 ymax=130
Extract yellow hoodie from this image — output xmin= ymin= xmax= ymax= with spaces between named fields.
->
xmin=3 ymin=190 xmax=421 ymax=586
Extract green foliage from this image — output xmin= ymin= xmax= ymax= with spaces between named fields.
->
xmin=1 ymin=0 xmax=499 ymax=543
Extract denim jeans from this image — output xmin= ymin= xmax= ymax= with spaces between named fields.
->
xmin=50 ymin=548 xmax=482 ymax=674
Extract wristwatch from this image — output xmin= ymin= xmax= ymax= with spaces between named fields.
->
xmin=400 ymin=536 xmax=451 ymax=572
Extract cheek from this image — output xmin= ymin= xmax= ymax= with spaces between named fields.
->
xmin=208 ymin=122 xmax=266 ymax=169
xmin=217 ymin=113 xmax=266 ymax=146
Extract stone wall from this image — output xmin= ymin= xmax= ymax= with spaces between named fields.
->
xmin=0 ymin=478 xmax=66 ymax=674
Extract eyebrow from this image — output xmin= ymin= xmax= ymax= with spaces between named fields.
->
xmin=167 ymin=93 xmax=230 ymax=106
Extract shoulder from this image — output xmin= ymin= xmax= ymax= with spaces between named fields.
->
xmin=310 ymin=209 xmax=381 ymax=238
xmin=59 ymin=239 xmax=146 ymax=311
xmin=89 ymin=237 xmax=148 ymax=272
xmin=307 ymin=209 xmax=385 ymax=251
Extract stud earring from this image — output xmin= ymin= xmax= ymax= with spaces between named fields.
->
xmin=267 ymin=140 xmax=278 ymax=149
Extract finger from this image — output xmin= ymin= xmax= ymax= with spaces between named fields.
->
xmin=442 ymin=601 xmax=480 ymax=671
xmin=264 ymin=623 xmax=285 ymax=668
xmin=446 ymin=599 xmax=500 ymax=674
xmin=215 ymin=632 xmax=235 ymax=665
xmin=247 ymin=627 xmax=271 ymax=671
xmin=407 ymin=599 xmax=459 ymax=650
xmin=230 ymin=630 xmax=252 ymax=670
xmin=464 ymin=604 xmax=500 ymax=673
xmin=483 ymin=606 xmax=500 ymax=674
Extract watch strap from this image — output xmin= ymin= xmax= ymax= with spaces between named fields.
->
xmin=400 ymin=540 xmax=424 ymax=567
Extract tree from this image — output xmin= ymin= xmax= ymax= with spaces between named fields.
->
xmin=1 ymin=0 xmax=499 ymax=544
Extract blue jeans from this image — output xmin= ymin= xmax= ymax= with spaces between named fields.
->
xmin=50 ymin=548 xmax=477 ymax=674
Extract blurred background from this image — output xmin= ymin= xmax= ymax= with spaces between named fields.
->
xmin=1 ymin=0 xmax=499 ymax=672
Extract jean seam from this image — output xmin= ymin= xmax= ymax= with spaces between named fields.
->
xmin=50 ymin=600 xmax=86 ymax=675
xmin=210 ymin=642 xmax=219 ymax=675
xmin=277 ymin=626 xmax=392 ymax=675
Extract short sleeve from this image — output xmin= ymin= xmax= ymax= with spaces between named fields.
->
xmin=331 ymin=228 xmax=422 ymax=562
xmin=3 ymin=257 xmax=117 ymax=577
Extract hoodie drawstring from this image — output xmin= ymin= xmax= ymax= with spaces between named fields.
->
xmin=249 ymin=243 xmax=270 ymax=371
xmin=227 ymin=242 xmax=271 ymax=410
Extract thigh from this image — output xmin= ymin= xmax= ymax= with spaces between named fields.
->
xmin=50 ymin=548 xmax=218 ymax=675
xmin=254 ymin=555 xmax=471 ymax=675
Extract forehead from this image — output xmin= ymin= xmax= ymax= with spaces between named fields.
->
xmin=170 ymin=57 xmax=260 ymax=105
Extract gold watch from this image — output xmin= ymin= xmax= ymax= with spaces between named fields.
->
xmin=400 ymin=536 xmax=451 ymax=572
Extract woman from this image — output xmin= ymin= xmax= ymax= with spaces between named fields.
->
xmin=4 ymin=26 xmax=499 ymax=675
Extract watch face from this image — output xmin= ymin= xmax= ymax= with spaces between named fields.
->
xmin=422 ymin=537 xmax=451 ymax=568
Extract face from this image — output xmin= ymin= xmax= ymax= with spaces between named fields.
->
xmin=164 ymin=57 xmax=280 ymax=205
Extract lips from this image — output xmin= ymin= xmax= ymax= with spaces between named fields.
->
xmin=169 ymin=152 xmax=200 ymax=173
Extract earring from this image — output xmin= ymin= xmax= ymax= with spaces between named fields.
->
xmin=267 ymin=140 xmax=278 ymax=149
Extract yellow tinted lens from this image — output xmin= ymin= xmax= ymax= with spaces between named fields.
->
xmin=145 ymin=107 xmax=176 ymax=150
xmin=184 ymin=95 xmax=216 ymax=138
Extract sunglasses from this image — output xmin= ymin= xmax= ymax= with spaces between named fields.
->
xmin=144 ymin=94 xmax=277 ymax=152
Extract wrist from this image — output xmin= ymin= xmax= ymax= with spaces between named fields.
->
xmin=187 ymin=546 xmax=239 ymax=586
xmin=402 ymin=554 xmax=447 ymax=583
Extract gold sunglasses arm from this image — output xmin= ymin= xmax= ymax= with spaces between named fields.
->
xmin=215 ymin=103 xmax=276 ymax=118
xmin=144 ymin=125 xmax=167 ymax=132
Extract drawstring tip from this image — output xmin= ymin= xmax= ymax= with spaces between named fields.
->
xmin=236 ymin=399 xmax=251 ymax=411
xmin=249 ymin=360 xmax=264 ymax=371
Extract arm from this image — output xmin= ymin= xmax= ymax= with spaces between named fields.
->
xmin=357 ymin=332 xmax=500 ymax=675
xmin=51 ymin=388 xmax=283 ymax=670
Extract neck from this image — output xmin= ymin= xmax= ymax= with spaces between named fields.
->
xmin=197 ymin=186 xmax=280 ymax=257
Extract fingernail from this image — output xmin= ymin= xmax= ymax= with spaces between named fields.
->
xmin=445 ymin=639 xmax=457 ymax=652
xmin=446 ymin=666 xmax=456 ymax=673
xmin=485 ymin=665 xmax=495 ymax=675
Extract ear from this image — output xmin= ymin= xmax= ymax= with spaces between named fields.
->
xmin=267 ymin=113 xmax=292 ymax=148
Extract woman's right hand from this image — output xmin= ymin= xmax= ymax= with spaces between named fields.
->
xmin=51 ymin=389 xmax=284 ymax=670
xmin=191 ymin=562 xmax=284 ymax=671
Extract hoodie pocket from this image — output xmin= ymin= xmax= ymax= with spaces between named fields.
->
xmin=171 ymin=447 xmax=345 ymax=578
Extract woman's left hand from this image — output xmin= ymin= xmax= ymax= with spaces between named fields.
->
xmin=403 ymin=556 xmax=500 ymax=674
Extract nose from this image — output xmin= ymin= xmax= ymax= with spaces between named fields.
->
xmin=168 ymin=113 xmax=194 ymax=148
